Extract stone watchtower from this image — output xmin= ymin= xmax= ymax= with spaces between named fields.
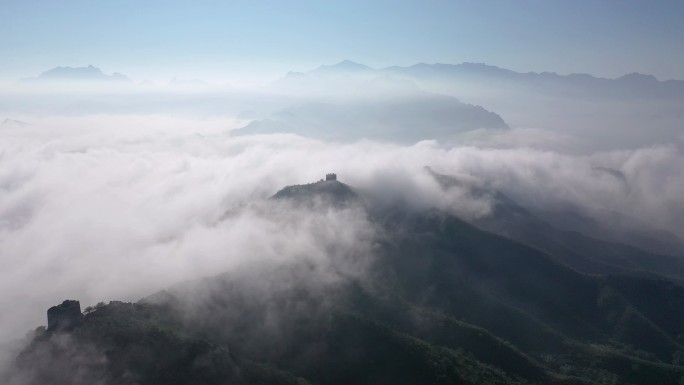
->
xmin=325 ymin=173 xmax=337 ymax=181
xmin=47 ymin=300 xmax=83 ymax=332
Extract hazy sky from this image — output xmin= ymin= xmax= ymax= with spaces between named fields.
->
xmin=1 ymin=0 xmax=684 ymax=82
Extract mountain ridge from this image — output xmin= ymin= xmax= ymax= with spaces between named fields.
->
xmin=9 ymin=176 xmax=684 ymax=385
xmin=308 ymin=59 xmax=683 ymax=83
xmin=274 ymin=60 xmax=684 ymax=100
xmin=21 ymin=65 xmax=131 ymax=83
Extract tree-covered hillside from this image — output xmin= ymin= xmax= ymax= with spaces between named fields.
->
xmin=8 ymin=178 xmax=684 ymax=385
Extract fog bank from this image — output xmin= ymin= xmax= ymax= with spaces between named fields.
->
xmin=0 ymin=113 xmax=683 ymax=344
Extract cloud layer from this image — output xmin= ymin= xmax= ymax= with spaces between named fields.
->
xmin=1 ymin=113 xmax=683 ymax=346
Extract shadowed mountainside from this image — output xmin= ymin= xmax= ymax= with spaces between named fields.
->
xmin=9 ymin=176 xmax=684 ymax=385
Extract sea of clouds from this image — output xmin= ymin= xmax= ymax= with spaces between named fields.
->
xmin=0 ymin=112 xmax=683 ymax=348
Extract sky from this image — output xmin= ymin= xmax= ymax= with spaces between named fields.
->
xmin=1 ymin=0 xmax=684 ymax=83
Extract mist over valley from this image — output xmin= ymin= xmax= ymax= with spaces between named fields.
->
xmin=2 ymin=2 xmax=684 ymax=383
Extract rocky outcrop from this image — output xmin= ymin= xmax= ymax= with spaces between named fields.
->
xmin=271 ymin=176 xmax=359 ymax=208
xmin=47 ymin=300 xmax=82 ymax=332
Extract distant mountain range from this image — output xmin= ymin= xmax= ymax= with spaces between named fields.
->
xmin=20 ymin=65 xmax=131 ymax=83
xmin=278 ymin=60 xmax=684 ymax=99
xmin=20 ymin=61 xmax=684 ymax=97
xmin=242 ymin=62 xmax=513 ymax=143
xmin=18 ymin=66 xmax=206 ymax=87
xmin=9 ymin=62 xmax=684 ymax=149
xmin=263 ymin=60 xmax=684 ymax=149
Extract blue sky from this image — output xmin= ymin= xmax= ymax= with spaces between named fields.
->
xmin=1 ymin=0 xmax=684 ymax=82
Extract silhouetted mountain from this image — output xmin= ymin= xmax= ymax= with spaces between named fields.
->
xmin=384 ymin=62 xmax=684 ymax=99
xmin=21 ymin=65 xmax=131 ymax=83
xmin=11 ymin=176 xmax=684 ymax=385
xmin=237 ymin=93 xmax=508 ymax=143
xmin=311 ymin=60 xmax=375 ymax=75
xmin=272 ymin=177 xmax=359 ymax=207
xmin=274 ymin=67 xmax=407 ymax=96
xmin=267 ymin=60 xmax=684 ymax=150
xmin=276 ymin=60 xmax=684 ymax=100
xmin=384 ymin=62 xmax=518 ymax=81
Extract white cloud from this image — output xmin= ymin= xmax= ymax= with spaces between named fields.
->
xmin=0 ymin=113 xmax=683 ymax=344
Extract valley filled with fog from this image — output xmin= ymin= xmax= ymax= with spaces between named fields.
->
xmin=2 ymin=61 xmax=684 ymax=384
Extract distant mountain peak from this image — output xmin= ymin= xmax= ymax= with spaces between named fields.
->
xmin=39 ymin=65 xmax=102 ymax=77
xmin=460 ymin=62 xmax=498 ymax=68
xmin=337 ymin=59 xmax=368 ymax=68
xmin=272 ymin=173 xmax=359 ymax=206
xmin=618 ymin=72 xmax=658 ymax=83
xmin=22 ymin=65 xmax=131 ymax=83
xmin=312 ymin=60 xmax=374 ymax=73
